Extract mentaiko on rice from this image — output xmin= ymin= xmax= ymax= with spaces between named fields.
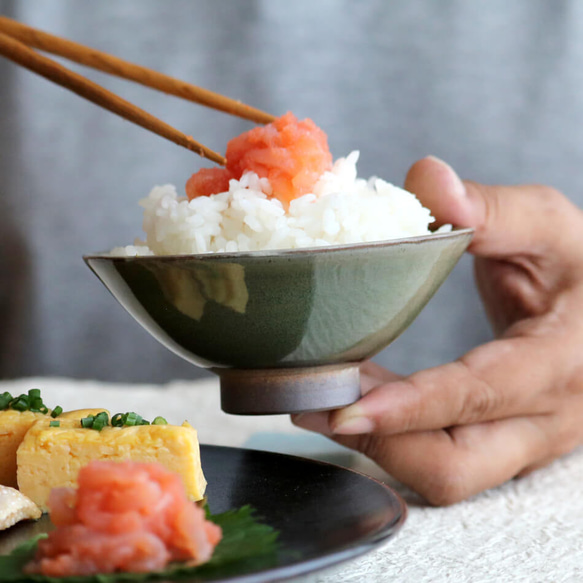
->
xmin=110 ymin=114 xmax=450 ymax=257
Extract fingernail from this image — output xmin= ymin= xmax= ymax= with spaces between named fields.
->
xmin=332 ymin=416 xmax=375 ymax=435
xmin=426 ymin=155 xmax=466 ymax=198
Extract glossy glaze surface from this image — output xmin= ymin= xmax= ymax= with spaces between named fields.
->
xmin=85 ymin=229 xmax=473 ymax=371
xmin=85 ymin=229 xmax=471 ymax=368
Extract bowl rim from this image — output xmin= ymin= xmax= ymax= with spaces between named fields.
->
xmin=84 ymin=226 xmax=474 ymax=262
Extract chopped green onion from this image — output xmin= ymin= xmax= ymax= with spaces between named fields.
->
xmin=49 ymin=420 xmax=60 ymax=428
xmin=124 ymin=412 xmax=140 ymax=426
xmin=111 ymin=413 xmax=124 ymax=427
xmin=11 ymin=398 xmax=29 ymax=412
xmin=51 ymin=406 xmax=63 ymax=418
xmin=29 ymin=397 xmax=44 ymax=411
xmin=93 ymin=412 xmax=109 ymax=428
xmin=0 ymin=388 xmax=59 ymax=416
xmin=81 ymin=416 xmax=94 ymax=428
xmin=92 ymin=418 xmax=107 ymax=431
xmin=0 ymin=392 xmax=13 ymax=410
xmin=80 ymin=411 xmax=111 ymax=431
xmin=81 ymin=411 xmax=169 ymax=430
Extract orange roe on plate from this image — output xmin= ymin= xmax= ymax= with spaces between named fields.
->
xmin=25 ymin=461 xmax=222 ymax=577
xmin=185 ymin=112 xmax=333 ymax=207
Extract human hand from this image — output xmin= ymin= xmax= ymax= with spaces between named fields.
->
xmin=292 ymin=156 xmax=583 ymax=505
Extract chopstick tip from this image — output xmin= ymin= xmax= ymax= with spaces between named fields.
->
xmin=185 ymin=136 xmax=226 ymax=166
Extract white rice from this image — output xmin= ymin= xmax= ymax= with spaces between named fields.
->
xmin=110 ymin=151 xmax=450 ymax=257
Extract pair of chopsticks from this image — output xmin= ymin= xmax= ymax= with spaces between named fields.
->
xmin=0 ymin=16 xmax=275 ymax=165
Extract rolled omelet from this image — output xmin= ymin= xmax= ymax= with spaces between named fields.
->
xmin=0 ymin=410 xmax=48 ymax=488
xmin=0 ymin=407 xmax=108 ymax=491
xmin=17 ymin=417 xmax=206 ymax=511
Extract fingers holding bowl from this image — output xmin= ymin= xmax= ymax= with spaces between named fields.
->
xmin=405 ymin=156 xmax=583 ymax=262
xmin=360 ymin=361 xmax=402 ymax=395
xmin=291 ymin=335 xmax=579 ymax=504
xmin=340 ymin=416 xmax=554 ymax=506
xmin=327 ymin=336 xmax=561 ymax=438
xmin=293 ymin=409 xmax=558 ymax=506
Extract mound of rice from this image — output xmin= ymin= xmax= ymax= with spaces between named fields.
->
xmin=110 ymin=152 xmax=450 ymax=256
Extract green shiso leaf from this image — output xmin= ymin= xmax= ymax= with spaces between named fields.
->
xmin=0 ymin=534 xmax=48 ymax=582
xmin=0 ymin=505 xmax=279 ymax=582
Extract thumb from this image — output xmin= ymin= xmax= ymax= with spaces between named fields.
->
xmin=404 ymin=156 xmax=576 ymax=258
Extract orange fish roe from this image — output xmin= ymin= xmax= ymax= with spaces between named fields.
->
xmin=25 ymin=461 xmax=222 ymax=577
xmin=186 ymin=112 xmax=333 ymax=207
xmin=186 ymin=167 xmax=234 ymax=199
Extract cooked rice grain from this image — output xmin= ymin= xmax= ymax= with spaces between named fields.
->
xmin=111 ymin=152 xmax=450 ymax=256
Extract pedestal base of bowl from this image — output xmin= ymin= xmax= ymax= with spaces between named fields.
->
xmin=213 ymin=363 xmax=361 ymax=415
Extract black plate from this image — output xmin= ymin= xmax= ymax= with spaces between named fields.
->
xmin=0 ymin=445 xmax=407 ymax=582
xmin=202 ymin=445 xmax=406 ymax=581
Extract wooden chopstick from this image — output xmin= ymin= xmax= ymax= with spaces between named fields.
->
xmin=0 ymin=32 xmax=226 ymax=165
xmin=0 ymin=16 xmax=275 ymax=125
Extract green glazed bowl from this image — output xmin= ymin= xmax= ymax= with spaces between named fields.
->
xmin=85 ymin=227 xmax=473 ymax=414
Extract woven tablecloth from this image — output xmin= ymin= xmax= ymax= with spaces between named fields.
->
xmin=2 ymin=377 xmax=582 ymax=583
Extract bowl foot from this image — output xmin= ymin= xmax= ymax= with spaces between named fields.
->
xmin=213 ymin=363 xmax=361 ymax=415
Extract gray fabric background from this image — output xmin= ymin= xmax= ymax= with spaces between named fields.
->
xmin=0 ymin=0 xmax=581 ymax=383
